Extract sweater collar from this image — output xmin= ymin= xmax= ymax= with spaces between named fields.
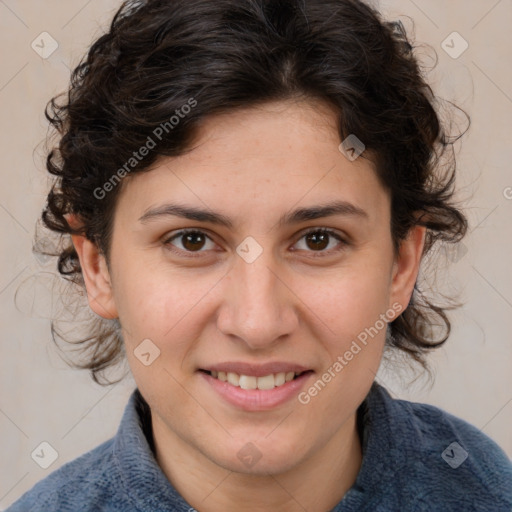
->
xmin=113 ymin=389 xmax=193 ymax=511
xmin=114 ymin=382 xmax=404 ymax=511
xmin=332 ymin=382 xmax=408 ymax=510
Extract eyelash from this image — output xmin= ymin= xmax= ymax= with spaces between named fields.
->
xmin=162 ymin=228 xmax=348 ymax=258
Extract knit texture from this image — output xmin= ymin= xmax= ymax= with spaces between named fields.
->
xmin=6 ymin=382 xmax=512 ymax=511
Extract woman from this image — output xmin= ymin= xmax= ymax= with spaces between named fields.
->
xmin=7 ymin=0 xmax=512 ymax=510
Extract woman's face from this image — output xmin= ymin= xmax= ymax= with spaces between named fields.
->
xmin=78 ymin=99 xmax=424 ymax=475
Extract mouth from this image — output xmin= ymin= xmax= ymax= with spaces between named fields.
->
xmin=198 ymin=369 xmax=313 ymax=390
xmin=197 ymin=362 xmax=315 ymax=410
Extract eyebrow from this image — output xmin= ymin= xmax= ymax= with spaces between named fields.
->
xmin=138 ymin=200 xmax=368 ymax=228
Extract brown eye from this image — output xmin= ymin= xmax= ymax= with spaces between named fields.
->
xmin=305 ymin=231 xmax=330 ymax=251
xmin=164 ymin=230 xmax=216 ymax=254
xmin=293 ymin=228 xmax=346 ymax=255
xmin=181 ymin=232 xmax=206 ymax=251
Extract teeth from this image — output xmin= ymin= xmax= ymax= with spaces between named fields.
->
xmin=274 ymin=372 xmax=286 ymax=386
xmin=227 ymin=372 xmax=239 ymax=386
xmin=239 ymin=375 xmax=257 ymax=390
xmin=209 ymin=370 xmax=305 ymax=389
xmin=256 ymin=374 xmax=275 ymax=390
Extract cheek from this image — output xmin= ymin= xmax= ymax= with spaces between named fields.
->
xmin=112 ymin=237 xmax=393 ymax=361
xmin=297 ymin=275 xmax=390 ymax=411
xmin=308 ymin=264 xmax=392 ymax=331
xmin=111 ymin=259 xmax=212 ymax=347
xmin=303 ymin=263 xmax=392 ymax=371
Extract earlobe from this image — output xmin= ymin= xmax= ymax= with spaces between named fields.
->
xmin=67 ymin=215 xmax=118 ymax=320
xmin=389 ymin=225 xmax=426 ymax=316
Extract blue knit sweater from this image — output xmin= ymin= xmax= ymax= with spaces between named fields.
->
xmin=6 ymin=382 xmax=512 ymax=511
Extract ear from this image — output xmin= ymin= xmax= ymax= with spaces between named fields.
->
xmin=388 ymin=225 xmax=426 ymax=316
xmin=66 ymin=214 xmax=118 ymax=319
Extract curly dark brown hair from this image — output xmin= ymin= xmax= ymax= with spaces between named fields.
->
xmin=37 ymin=0 xmax=469 ymax=385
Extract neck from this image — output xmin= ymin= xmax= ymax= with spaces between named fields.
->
xmin=152 ymin=412 xmax=362 ymax=512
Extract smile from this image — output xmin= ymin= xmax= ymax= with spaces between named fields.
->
xmin=198 ymin=366 xmax=315 ymax=411
xmin=202 ymin=370 xmax=309 ymax=390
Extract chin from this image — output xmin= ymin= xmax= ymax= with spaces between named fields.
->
xmin=227 ymin=455 xmax=300 ymax=477
xmin=206 ymin=439 xmax=304 ymax=476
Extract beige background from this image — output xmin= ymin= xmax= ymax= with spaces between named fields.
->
xmin=1 ymin=0 xmax=511 ymax=508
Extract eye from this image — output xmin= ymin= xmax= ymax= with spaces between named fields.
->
xmin=163 ymin=229 xmax=216 ymax=256
xmin=293 ymin=228 xmax=347 ymax=256
xmin=163 ymin=227 xmax=348 ymax=258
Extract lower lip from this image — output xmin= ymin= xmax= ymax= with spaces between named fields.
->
xmin=199 ymin=371 xmax=314 ymax=412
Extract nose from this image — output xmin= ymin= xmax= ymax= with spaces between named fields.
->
xmin=216 ymin=249 xmax=298 ymax=350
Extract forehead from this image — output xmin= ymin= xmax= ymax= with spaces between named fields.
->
xmin=116 ymin=99 xmax=389 ymax=226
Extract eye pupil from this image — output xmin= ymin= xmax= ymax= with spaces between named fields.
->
xmin=183 ymin=232 xmax=205 ymax=251
xmin=306 ymin=232 xmax=329 ymax=251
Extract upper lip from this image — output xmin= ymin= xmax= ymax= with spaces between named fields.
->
xmin=200 ymin=362 xmax=312 ymax=377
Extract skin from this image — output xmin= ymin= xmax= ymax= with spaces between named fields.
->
xmin=70 ymin=98 xmax=425 ymax=512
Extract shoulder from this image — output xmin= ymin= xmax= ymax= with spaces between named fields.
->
xmin=5 ymin=438 xmax=130 ymax=512
xmin=371 ymin=384 xmax=512 ymax=510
